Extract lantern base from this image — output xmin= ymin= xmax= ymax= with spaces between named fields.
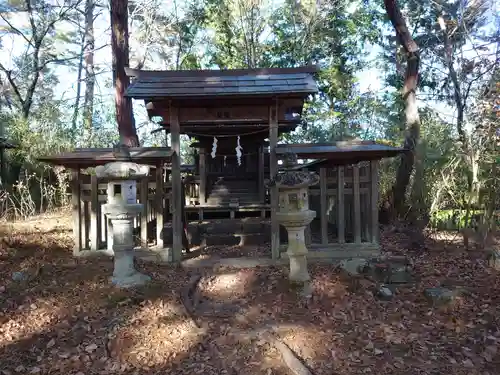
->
xmin=110 ymin=272 xmax=151 ymax=288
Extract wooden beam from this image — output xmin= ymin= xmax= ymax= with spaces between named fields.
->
xmin=170 ymin=103 xmax=183 ymax=262
xmin=337 ymin=167 xmax=345 ymax=243
xmin=269 ymin=100 xmax=280 ymax=259
xmin=353 ymin=163 xmax=361 ymax=244
xmin=71 ymin=170 xmax=82 ymax=255
xmin=371 ymin=160 xmax=380 ymax=244
xmin=199 ymin=148 xmax=206 ymax=204
xmin=320 ymin=167 xmax=328 ymax=245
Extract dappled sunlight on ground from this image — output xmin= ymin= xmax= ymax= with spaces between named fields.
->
xmin=0 ymin=298 xmax=65 ymax=345
xmin=108 ymin=307 xmax=202 ymax=369
xmin=200 ymin=269 xmax=258 ymax=300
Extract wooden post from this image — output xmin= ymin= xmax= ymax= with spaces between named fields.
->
xmin=370 ymin=160 xmax=380 ymax=244
xmin=337 ymin=167 xmax=345 ymax=243
xmin=90 ymin=174 xmax=99 ymax=251
xmin=320 ymin=167 xmax=328 ymax=245
xmin=155 ymin=165 xmax=164 ymax=250
xmin=82 ymin=200 xmax=89 ymax=250
xmin=71 ymin=169 xmax=82 ymax=255
xmin=258 ymin=145 xmax=265 ymax=203
xmin=199 ymin=148 xmax=206 ymax=204
xmin=140 ymin=177 xmax=148 ymax=248
xmin=353 ymin=163 xmax=361 ymax=244
xmin=269 ymin=100 xmax=279 ymax=259
xmin=170 ymin=103 xmax=183 ymax=262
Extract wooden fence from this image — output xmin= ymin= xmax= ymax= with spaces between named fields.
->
xmin=303 ymin=161 xmax=380 ymax=258
xmin=71 ymin=160 xmax=380 ymax=259
xmin=71 ymin=169 xmax=171 ymax=256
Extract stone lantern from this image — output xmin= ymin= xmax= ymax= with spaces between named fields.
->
xmin=95 ymin=144 xmax=151 ymax=288
xmin=272 ymin=152 xmax=319 ymax=287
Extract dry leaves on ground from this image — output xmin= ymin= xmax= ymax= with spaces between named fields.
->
xmin=0 ymin=215 xmax=499 ymax=375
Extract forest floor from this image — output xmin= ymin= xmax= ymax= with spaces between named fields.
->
xmin=1 ymin=211 xmax=500 ymax=375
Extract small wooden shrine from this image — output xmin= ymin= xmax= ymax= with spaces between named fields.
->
xmin=124 ymin=66 xmax=319 ymax=260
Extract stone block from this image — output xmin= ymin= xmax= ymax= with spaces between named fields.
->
xmin=238 ymin=234 xmax=267 ymax=246
xmin=424 ymin=287 xmax=459 ymax=305
xmin=204 ymin=234 xmax=241 ymax=247
xmin=377 ymin=285 xmax=393 ymax=300
xmin=339 ymin=258 xmax=369 ymax=276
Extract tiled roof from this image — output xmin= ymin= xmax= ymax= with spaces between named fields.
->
xmin=125 ymin=66 xmax=318 ymax=99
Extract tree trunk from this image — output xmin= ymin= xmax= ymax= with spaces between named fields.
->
xmin=82 ymin=0 xmax=95 ymax=146
xmin=110 ymin=0 xmax=139 ymax=146
xmin=71 ymin=30 xmax=86 ymax=141
xmin=384 ymin=0 xmax=421 ymax=219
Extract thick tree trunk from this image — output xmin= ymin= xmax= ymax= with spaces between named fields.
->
xmin=82 ymin=0 xmax=95 ymax=145
xmin=110 ymin=0 xmax=139 ymax=146
xmin=384 ymin=0 xmax=421 ymax=219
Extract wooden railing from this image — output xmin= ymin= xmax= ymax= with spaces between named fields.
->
xmin=71 ymin=160 xmax=380 ymax=259
xmin=71 ymin=171 xmax=171 ymax=255
xmin=307 ymin=161 xmax=379 ymax=248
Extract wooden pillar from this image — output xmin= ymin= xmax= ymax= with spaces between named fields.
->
xmin=82 ymin=198 xmax=89 ymax=250
xmin=370 ymin=160 xmax=380 ymax=244
xmin=258 ymin=145 xmax=265 ymax=203
xmin=353 ymin=163 xmax=361 ymax=244
xmin=155 ymin=165 xmax=164 ymax=250
xmin=71 ymin=169 xmax=82 ymax=256
xmin=320 ymin=167 xmax=328 ymax=245
xmin=199 ymin=148 xmax=206 ymax=204
xmin=90 ymin=174 xmax=99 ymax=251
xmin=140 ymin=177 xmax=148 ymax=248
xmin=337 ymin=167 xmax=345 ymax=243
xmin=269 ymin=100 xmax=279 ymax=259
xmin=170 ymin=103 xmax=183 ymax=262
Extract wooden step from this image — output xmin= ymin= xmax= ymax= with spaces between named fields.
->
xmin=206 ymin=199 xmax=262 ymax=206
xmin=209 ymin=191 xmax=259 ymax=198
xmin=211 ymin=187 xmax=255 ymax=192
xmin=203 ymin=233 xmax=268 ymax=246
xmin=185 ymin=204 xmax=270 ymax=212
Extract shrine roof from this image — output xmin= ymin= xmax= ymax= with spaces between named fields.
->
xmin=38 ymin=147 xmax=172 ymax=169
xmin=276 ymin=141 xmax=406 ymax=164
xmin=124 ymin=66 xmax=318 ymax=100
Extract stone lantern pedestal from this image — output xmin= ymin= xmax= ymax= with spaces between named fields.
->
xmin=272 ymin=152 xmax=319 ymax=287
xmin=95 ymin=145 xmax=151 ymax=288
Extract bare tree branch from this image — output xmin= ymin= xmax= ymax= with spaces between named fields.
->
xmin=0 ymin=13 xmax=33 ymax=46
xmin=0 ymin=62 xmax=25 ymax=108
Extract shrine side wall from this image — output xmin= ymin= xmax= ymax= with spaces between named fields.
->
xmin=304 ymin=161 xmax=380 ymax=248
xmin=71 ymin=171 xmax=171 ymax=255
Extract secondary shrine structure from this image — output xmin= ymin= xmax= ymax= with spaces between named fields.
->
xmin=40 ymin=66 xmax=404 ymax=262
